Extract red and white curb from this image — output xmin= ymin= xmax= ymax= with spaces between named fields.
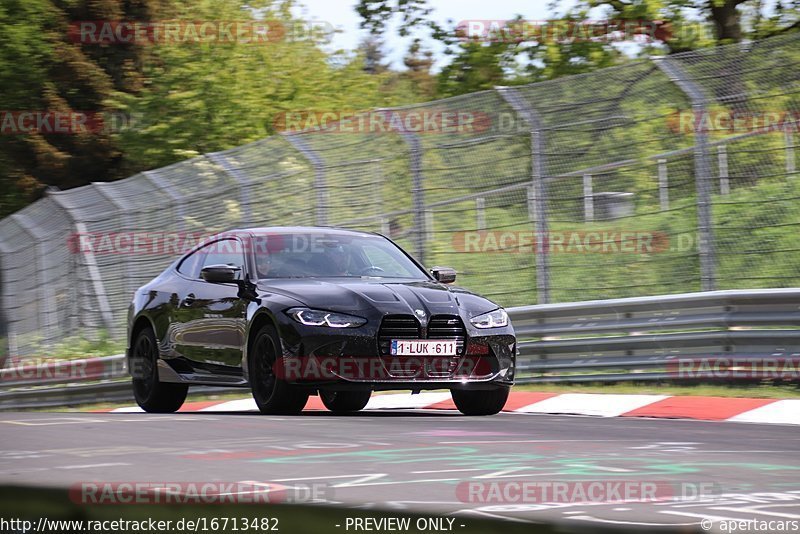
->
xmin=107 ymin=391 xmax=800 ymax=425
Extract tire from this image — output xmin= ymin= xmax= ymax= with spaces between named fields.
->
xmin=131 ymin=326 xmax=188 ymax=413
xmin=320 ymin=390 xmax=371 ymax=413
xmin=249 ymin=324 xmax=309 ymax=415
xmin=451 ymin=386 xmax=509 ymax=416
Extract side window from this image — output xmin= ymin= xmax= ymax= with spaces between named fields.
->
xmin=177 ymin=248 xmax=205 ymax=278
xmin=201 ymin=239 xmax=245 ymax=279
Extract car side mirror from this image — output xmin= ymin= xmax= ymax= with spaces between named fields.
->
xmin=201 ymin=264 xmax=241 ymax=283
xmin=431 ymin=266 xmax=456 ymax=284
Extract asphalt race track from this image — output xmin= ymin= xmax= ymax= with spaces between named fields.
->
xmin=2 ymin=409 xmax=800 ymax=531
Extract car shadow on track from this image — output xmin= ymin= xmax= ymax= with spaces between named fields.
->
xmin=176 ymin=409 xmax=462 ymax=417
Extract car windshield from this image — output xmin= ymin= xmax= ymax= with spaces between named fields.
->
xmin=252 ymin=232 xmax=429 ymax=280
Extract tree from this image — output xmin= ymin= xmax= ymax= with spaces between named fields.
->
xmin=563 ymin=0 xmax=798 ymax=51
xmin=403 ymin=39 xmax=436 ymax=99
xmin=0 ymin=0 xmax=161 ymax=218
xmin=354 ymin=0 xmax=799 ymax=61
xmin=358 ymin=36 xmax=389 ymax=74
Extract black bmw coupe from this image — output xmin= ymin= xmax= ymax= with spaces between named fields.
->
xmin=127 ymin=227 xmax=516 ymax=415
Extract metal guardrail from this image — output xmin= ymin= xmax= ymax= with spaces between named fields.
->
xmin=1 ymin=289 xmax=798 ymax=409
xmin=512 ymin=288 xmax=800 ymax=383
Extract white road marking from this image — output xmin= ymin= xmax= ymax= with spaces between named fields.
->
xmin=411 ymin=468 xmax=484 ymax=474
xmin=515 ymin=394 xmax=669 ymax=417
xmin=728 ymin=400 xmax=800 ymax=425
xmin=58 ymin=463 xmax=131 ymax=470
xmin=436 ymin=439 xmax=632 ymax=444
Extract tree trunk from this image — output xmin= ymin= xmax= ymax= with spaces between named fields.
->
xmin=708 ymin=0 xmax=744 ymax=42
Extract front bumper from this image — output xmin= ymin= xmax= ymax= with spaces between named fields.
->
xmin=275 ymin=318 xmax=515 ymax=388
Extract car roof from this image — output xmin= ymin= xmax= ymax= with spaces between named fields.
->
xmin=228 ymin=226 xmax=380 ymax=238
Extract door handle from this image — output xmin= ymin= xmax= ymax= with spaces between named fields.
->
xmin=182 ymin=293 xmax=196 ymax=306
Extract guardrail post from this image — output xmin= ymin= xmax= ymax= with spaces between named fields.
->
xmin=476 ymin=197 xmax=486 ymax=230
xmin=498 ymin=86 xmax=550 ymax=303
xmin=400 ymin=131 xmax=427 ymax=264
xmin=787 ymin=129 xmax=796 ymax=176
xmin=658 ymin=159 xmax=669 ymax=210
xmin=283 ymin=134 xmax=328 ymax=226
xmin=583 ymin=174 xmax=594 ymax=222
xmin=717 ymin=145 xmax=730 ymax=195
xmin=654 ymin=57 xmax=716 ymax=291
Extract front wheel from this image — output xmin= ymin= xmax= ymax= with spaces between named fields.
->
xmin=249 ymin=324 xmax=309 ymax=415
xmin=451 ymin=386 xmax=509 ymax=416
xmin=131 ymin=327 xmax=188 ymax=413
xmin=320 ymin=390 xmax=372 ymax=413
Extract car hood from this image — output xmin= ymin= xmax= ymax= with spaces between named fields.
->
xmin=255 ymin=278 xmax=499 ymax=318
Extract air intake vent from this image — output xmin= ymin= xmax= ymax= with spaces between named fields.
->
xmin=427 ymin=315 xmax=466 ymax=355
xmin=378 ymin=315 xmax=420 ymax=355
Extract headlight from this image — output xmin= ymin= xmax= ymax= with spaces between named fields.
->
xmin=286 ymin=308 xmax=367 ymax=328
xmin=470 ymin=308 xmax=508 ymax=329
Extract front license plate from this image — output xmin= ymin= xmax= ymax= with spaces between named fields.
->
xmin=391 ymin=340 xmax=457 ymax=356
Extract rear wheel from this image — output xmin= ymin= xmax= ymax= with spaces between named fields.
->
xmin=451 ymin=386 xmax=509 ymax=416
xmin=320 ymin=390 xmax=372 ymax=413
xmin=249 ymin=324 xmax=309 ymax=415
xmin=131 ymin=327 xmax=188 ymax=413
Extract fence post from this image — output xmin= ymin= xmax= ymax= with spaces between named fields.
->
xmin=476 ymin=197 xmax=486 ymax=230
xmin=144 ymin=171 xmax=186 ymax=231
xmin=498 ymin=87 xmax=550 ymax=303
xmin=92 ymin=183 xmax=137 ymax=316
xmin=658 ymin=159 xmax=669 ymax=210
xmin=399 ymin=132 xmax=426 ymax=263
xmin=654 ymin=57 xmax=716 ymax=291
xmin=47 ymin=194 xmax=115 ymax=332
xmin=787 ymin=129 xmax=796 ymax=175
xmin=526 ymin=185 xmax=536 ymax=222
xmin=0 ymin=239 xmax=16 ymax=360
xmin=717 ymin=145 xmax=730 ymax=195
xmin=11 ymin=213 xmax=60 ymax=346
xmin=284 ymin=134 xmax=328 ymax=226
xmin=583 ymin=174 xmax=594 ymax=222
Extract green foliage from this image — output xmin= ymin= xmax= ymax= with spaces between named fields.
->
xmin=37 ymin=331 xmax=124 ymax=360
